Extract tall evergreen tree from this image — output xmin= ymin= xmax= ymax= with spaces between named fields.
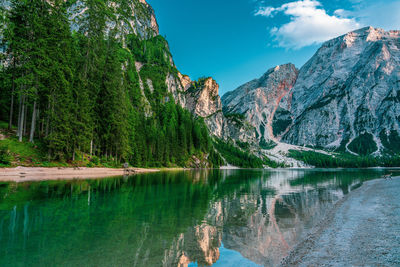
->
xmin=0 ymin=0 xmax=222 ymax=167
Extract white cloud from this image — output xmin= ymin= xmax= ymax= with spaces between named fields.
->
xmin=255 ymin=6 xmax=277 ymax=17
xmin=256 ymin=0 xmax=361 ymax=49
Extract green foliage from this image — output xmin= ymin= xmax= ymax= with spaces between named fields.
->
xmin=223 ymin=113 xmax=246 ymax=128
xmin=90 ymin=156 xmax=100 ymax=165
xmin=259 ymin=138 xmax=277 ymax=150
xmin=289 ymin=150 xmax=400 ymax=168
xmin=272 ymin=118 xmax=292 ymax=137
xmin=214 ymin=139 xmax=269 ymax=168
xmin=0 ymin=145 xmax=12 ymax=165
xmin=0 ymin=135 xmax=54 ymax=166
xmin=380 ymin=130 xmax=400 ymax=154
xmin=263 ymin=156 xmax=286 ymax=168
xmin=272 ymin=107 xmax=292 ymax=137
xmin=0 ymin=121 xmax=9 ymax=129
xmin=236 ymin=141 xmax=251 ymax=151
xmin=127 ymin=34 xmax=172 ymax=66
xmin=186 ymin=77 xmax=209 ymax=92
xmin=0 ymin=1 xmax=220 ymax=168
xmin=130 ymin=103 xmax=218 ymax=167
xmin=224 ymin=113 xmax=245 ymax=121
xmin=348 ymin=133 xmax=378 ymax=156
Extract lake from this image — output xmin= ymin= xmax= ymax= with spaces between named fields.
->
xmin=0 ymin=168 xmax=396 ymax=266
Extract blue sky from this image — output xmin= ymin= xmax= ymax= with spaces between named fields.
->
xmin=147 ymin=0 xmax=400 ymax=96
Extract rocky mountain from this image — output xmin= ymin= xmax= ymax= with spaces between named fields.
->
xmin=222 ymin=64 xmax=298 ymax=147
xmin=68 ymin=0 xmax=159 ymax=40
xmin=177 ymin=76 xmax=256 ymax=143
xmin=222 ymin=27 xmax=400 ymax=156
xmin=65 ymin=2 xmax=400 ymax=159
xmin=283 ymin=27 xmax=400 ymax=155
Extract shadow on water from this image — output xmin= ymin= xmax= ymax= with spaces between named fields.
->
xmin=0 ymin=168 xmax=394 ymax=266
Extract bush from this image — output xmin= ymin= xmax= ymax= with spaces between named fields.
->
xmin=90 ymin=156 xmax=100 ymax=165
xmin=86 ymin=162 xmax=94 ymax=168
xmin=0 ymin=145 xmax=13 ymax=165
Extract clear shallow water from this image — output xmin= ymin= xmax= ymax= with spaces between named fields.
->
xmin=0 ymin=168 xmax=396 ymax=267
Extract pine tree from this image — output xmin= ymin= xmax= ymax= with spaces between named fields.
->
xmin=45 ymin=0 xmax=75 ymax=158
xmin=0 ymin=0 xmax=221 ymax=167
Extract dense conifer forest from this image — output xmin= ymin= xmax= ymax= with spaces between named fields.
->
xmin=288 ymin=150 xmax=400 ymax=168
xmin=0 ymin=0 xmax=223 ymax=167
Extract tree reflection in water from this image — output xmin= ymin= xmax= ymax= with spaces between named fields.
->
xmin=0 ymin=169 xmax=391 ymax=266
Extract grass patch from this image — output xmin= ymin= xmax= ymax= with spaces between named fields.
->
xmin=0 ymin=136 xmax=44 ymax=166
xmin=0 ymin=136 xmax=123 ymax=168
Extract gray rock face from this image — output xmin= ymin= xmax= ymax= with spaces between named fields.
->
xmin=166 ymin=72 xmax=187 ymax=107
xmin=179 ymin=77 xmax=256 ymax=142
xmin=68 ymin=0 xmax=159 ymax=40
xmin=222 ymin=64 xmax=298 ymax=146
xmin=221 ymin=27 xmax=400 ymax=155
xmin=161 ymin=73 xmax=256 ymax=144
xmin=283 ymin=27 xmax=400 ymax=154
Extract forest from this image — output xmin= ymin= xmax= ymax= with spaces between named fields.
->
xmin=288 ymin=150 xmax=400 ymax=168
xmin=0 ymin=0 xmax=222 ymax=167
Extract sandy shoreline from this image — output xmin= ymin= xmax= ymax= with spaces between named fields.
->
xmin=0 ymin=167 xmax=160 ymax=182
xmin=281 ymin=176 xmax=400 ymax=266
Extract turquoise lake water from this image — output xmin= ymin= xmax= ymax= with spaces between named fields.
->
xmin=0 ymin=168 xmax=396 ymax=266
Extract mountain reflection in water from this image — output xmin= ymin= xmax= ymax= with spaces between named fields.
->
xmin=0 ymin=169 xmax=393 ymax=266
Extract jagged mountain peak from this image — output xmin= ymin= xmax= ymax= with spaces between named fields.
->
xmin=222 ymin=63 xmax=297 ymax=104
xmin=219 ymin=27 xmax=399 ymax=157
xmin=282 ymin=26 xmax=400 ymax=155
xmin=315 ymin=26 xmax=399 ymax=56
xmin=178 ymin=72 xmax=192 ymax=91
xmin=341 ymin=26 xmax=399 ymax=43
xmin=222 ymin=63 xmax=298 ymax=144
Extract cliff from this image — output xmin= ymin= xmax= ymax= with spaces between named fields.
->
xmin=283 ymin=27 xmax=400 ymax=155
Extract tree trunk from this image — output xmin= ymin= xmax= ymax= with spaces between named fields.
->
xmin=40 ymin=118 xmax=44 ymax=136
xmin=23 ymin=102 xmax=28 ymax=136
xmin=17 ymin=94 xmax=22 ymax=137
xmin=36 ymin=108 xmax=40 ymax=137
xmin=8 ymin=59 xmax=16 ymax=130
xmin=90 ymin=140 xmax=93 ymax=156
xmin=8 ymin=82 xmax=15 ymax=131
xmin=45 ymin=101 xmax=50 ymax=137
xmin=29 ymin=101 xmax=37 ymax=143
xmin=18 ymin=96 xmax=25 ymax=142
